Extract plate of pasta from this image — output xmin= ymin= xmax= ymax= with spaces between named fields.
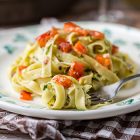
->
xmin=0 ymin=21 xmax=140 ymax=120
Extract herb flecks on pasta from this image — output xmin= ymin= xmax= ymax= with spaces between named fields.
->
xmin=9 ymin=22 xmax=136 ymax=110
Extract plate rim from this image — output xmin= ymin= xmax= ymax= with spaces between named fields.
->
xmin=0 ymin=98 xmax=140 ymax=120
xmin=0 ymin=21 xmax=140 ymax=120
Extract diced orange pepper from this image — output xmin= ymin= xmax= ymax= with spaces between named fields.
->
xmin=36 ymin=32 xmax=51 ymax=47
xmin=36 ymin=27 xmax=58 ymax=48
xmin=64 ymin=22 xmax=88 ymax=36
xmin=64 ymin=22 xmax=79 ymax=30
xmin=20 ymin=91 xmax=32 ymax=100
xmin=68 ymin=62 xmax=84 ymax=79
xmin=18 ymin=65 xmax=27 ymax=75
xmin=52 ymin=75 xmax=72 ymax=88
xmin=73 ymin=41 xmax=88 ymax=54
xmin=95 ymin=55 xmax=104 ymax=65
xmin=89 ymin=30 xmax=104 ymax=40
xmin=112 ymin=45 xmax=119 ymax=54
xmin=95 ymin=55 xmax=111 ymax=69
xmin=104 ymin=58 xmax=111 ymax=68
xmin=56 ymin=37 xmax=66 ymax=45
xmin=59 ymin=42 xmax=72 ymax=53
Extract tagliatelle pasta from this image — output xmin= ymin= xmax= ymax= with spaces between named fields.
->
xmin=9 ymin=22 xmax=136 ymax=110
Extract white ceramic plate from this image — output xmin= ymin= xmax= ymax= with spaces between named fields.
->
xmin=0 ymin=21 xmax=140 ymax=120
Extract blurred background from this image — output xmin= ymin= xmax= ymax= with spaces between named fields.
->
xmin=0 ymin=0 xmax=140 ymax=28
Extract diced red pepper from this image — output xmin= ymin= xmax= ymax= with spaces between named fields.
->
xmin=76 ymin=29 xmax=88 ymax=36
xmin=64 ymin=22 xmax=88 ymax=36
xmin=73 ymin=41 xmax=88 ymax=54
xmin=51 ymin=27 xmax=58 ymax=36
xmin=59 ymin=42 xmax=72 ymax=53
xmin=36 ymin=32 xmax=51 ymax=47
xmin=20 ymin=91 xmax=32 ymax=100
xmin=89 ymin=30 xmax=104 ymax=40
xmin=112 ymin=45 xmax=119 ymax=54
xmin=52 ymin=75 xmax=72 ymax=88
xmin=56 ymin=37 xmax=72 ymax=53
xmin=68 ymin=62 xmax=84 ymax=79
xmin=64 ymin=22 xmax=79 ymax=30
xmin=36 ymin=27 xmax=58 ymax=48
xmin=18 ymin=65 xmax=27 ymax=75
xmin=56 ymin=37 xmax=66 ymax=45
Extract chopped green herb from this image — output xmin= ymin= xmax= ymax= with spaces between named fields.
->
xmin=92 ymin=77 xmax=98 ymax=81
xmin=43 ymin=85 xmax=48 ymax=90
xmin=104 ymin=39 xmax=110 ymax=46
xmin=58 ymin=66 xmax=62 ymax=70
xmin=46 ymin=45 xmax=51 ymax=55
xmin=85 ymin=68 xmax=91 ymax=72
xmin=92 ymin=73 xmax=101 ymax=81
xmin=64 ymin=67 xmax=70 ymax=73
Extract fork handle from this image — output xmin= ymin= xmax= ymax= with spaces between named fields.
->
xmin=115 ymin=74 xmax=140 ymax=93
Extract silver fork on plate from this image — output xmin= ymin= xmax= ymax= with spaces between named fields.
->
xmin=90 ymin=74 xmax=140 ymax=104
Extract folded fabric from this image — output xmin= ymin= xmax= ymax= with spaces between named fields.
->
xmin=0 ymin=109 xmax=140 ymax=140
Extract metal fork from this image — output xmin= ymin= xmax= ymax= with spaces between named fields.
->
xmin=90 ymin=74 xmax=140 ymax=104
